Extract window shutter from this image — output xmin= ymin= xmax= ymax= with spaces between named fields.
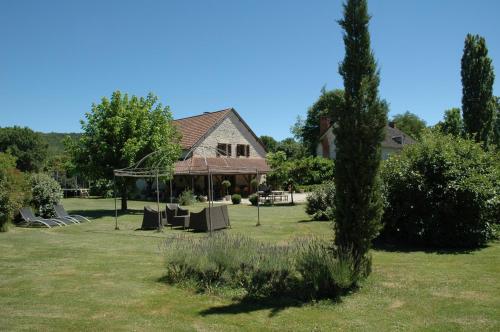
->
xmin=246 ymin=145 xmax=250 ymax=157
xmin=228 ymin=144 xmax=232 ymax=157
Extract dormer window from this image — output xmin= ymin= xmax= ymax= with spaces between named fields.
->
xmin=236 ymin=144 xmax=250 ymax=157
xmin=392 ymin=136 xmax=403 ymax=145
xmin=217 ymin=143 xmax=231 ymax=157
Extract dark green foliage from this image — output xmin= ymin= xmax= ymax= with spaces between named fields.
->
xmin=0 ymin=153 xmax=31 ymax=232
xmin=267 ymin=152 xmax=335 ymax=190
xmin=178 ymin=190 xmax=194 ymax=206
xmin=461 ymin=34 xmax=495 ymax=146
xmin=335 ymin=0 xmax=387 ymax=265
xmin=275 ymin=138 xmax=307 ymax=160
xmin=231 ymin=194 xmax=241 ymax=205
xmin=296 ymin=89 xmax=345 ymax=155
xmin=259 ymin=135 xmax=278 ymax=152
xmin=248 ymin=194 xmax=258 ymax=206
xmin=39 ymin=132 xmax=81 ymax=156
xmin=163 ymin=234 xmax=359 ymax=299
xmin=221 ymin=180 xmax=231 ymax=196
xmin=493 ymin=97 xmax=500 ymax=148
xmin=391 ymin=111 xmax=427 ymax=140
xmin=68 ymin=91 xmax=181 ymax=210
xmin=439 ymin=108 xmax=464 ymax=137
xmin=89 ymin=179 xmax=114 ymax=198
xmin=29 ymin=173 xmax=63 ymax=218
xmin=381 ymin=131 xmax=499 ymax=248
xmin=0 ymin=126 xmax=48 ymax=172
xmin=305 ymin=181 xmax=336 ymax=221
xmin=288 ymin=157 xmax=335 ymax=186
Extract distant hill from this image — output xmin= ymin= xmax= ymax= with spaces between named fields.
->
xmin=39 ymin=132 xmax=81 ymax=156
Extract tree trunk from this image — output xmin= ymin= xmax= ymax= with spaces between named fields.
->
xmin=121 ymin=184 xmax=128 ymax=211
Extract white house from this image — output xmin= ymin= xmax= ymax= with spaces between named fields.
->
xmin=316 ymin=116 xmax=415 ymax=160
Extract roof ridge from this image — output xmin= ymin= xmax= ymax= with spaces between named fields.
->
xmin=173 ymin=108 xmax=232 ymax=122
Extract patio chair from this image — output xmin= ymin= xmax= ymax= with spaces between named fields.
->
xmin=141 ymin=206 xmax=165 ymax=230
xmin=188 ymin=206 xmax=229 ymax=232
xmin=54 ymin=204 xmax=91 ymax=223
xmin=18 ymin=207 xmax=65 ymax=228
xmin=163 ymin=203 xmax=189 ymax=228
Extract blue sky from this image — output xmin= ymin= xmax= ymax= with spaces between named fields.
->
xmin=1 ymin=0 xmax=499 ymax=140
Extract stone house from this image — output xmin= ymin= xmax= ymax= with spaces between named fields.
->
xmin=316 ymin=116 xmax=415 ymax=160
xmin=171 ymin=108 xmax=269 ymax=198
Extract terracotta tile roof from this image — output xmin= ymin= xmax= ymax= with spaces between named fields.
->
xmin=173 ymin=109 xmax=232 ymax=149
xmin=174 ymin=157 xmax=270 ymax=175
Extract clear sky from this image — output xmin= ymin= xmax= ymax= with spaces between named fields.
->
xmin=1 ymin=0 xmax=499 ymax=140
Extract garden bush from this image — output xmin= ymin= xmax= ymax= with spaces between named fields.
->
xmin=248 ymin=193 xmax=258 ymax=206
xmin=89 ymin=179 xmax=114 ymax=197
xmin=162 ymin=233 xmax=360 ymax=299
xmin=29 ymin=173 xmax=63 ymax=218
xmin=380 ymin=131 xmax=499 ymax=248
xmin=231 ymin=194 xmax=241 ymax=205
xmin=178 ymin=190 xmax=195 ymax=206
xmin=305 ymin=181 xmax=336 ymax=221
xmin=0 ymin=153 xmax=31 ymax=232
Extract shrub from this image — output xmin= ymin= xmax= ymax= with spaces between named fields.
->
xmin=381 ymin=131 xmax=499 ymax=248
xmin=231 ymin=194 xmax=241 ymax=205
xmin=305 ymin=181 xmax=336 ymax=221
xmin=0 ymin=153 xmax=31 ymax=232
xmin=162 ymin=233 xmax=360 ymax=299
xmin=178 ymin=190 xmax=195 ymax=206
xmin=29 ymin=173 xmax=63 ymax=218
xmin=90 ymin=179 xmax=113 ymax=197
xmin=248 ymin=194 xmax=258 ymax=206
xmin=295 ymin=240 xmax=366 ymax=297
xmin=250 ymin=178 xmax=259 ymax=192
xmin=221 ymin=180 xmax=231 ymax=196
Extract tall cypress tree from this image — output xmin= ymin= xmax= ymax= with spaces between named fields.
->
xmin=461 ymin=34 xmax=495 ymax=146
xmin=334 ymin=0 xmax=387 ymax=268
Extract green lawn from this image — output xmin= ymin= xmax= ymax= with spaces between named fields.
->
xmin=0 ymin=198 xmax=499 ymax=331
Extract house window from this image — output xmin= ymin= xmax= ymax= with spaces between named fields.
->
xmin=217 ymin=143 xmax=231 ymax=157
xmin=236 ymin=144 xmax=250 ymax=157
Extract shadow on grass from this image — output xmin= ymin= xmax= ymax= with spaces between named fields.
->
xmin=372 ymin=239 xmax=487 ymax=255
xmin=199 ymin=296 xmax=310 ymax=317
xmin=297 ymin=219 xmax=331 ymax=223
xmin=67 ymin=208 xmax=144 ymax=220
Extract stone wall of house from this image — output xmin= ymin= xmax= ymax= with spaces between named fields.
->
xmin=193 ymin=112 xmax=267 ymax=158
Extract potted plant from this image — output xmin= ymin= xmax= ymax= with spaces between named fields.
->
xmin=221 ymin=180 xmax=231 ymax=201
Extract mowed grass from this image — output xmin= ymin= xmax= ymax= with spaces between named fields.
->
xmin=0 ymin=198 xmax=499 ymax=331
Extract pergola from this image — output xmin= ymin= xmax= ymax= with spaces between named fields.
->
xmin=113 ymin=144 xmax=262 ymax=232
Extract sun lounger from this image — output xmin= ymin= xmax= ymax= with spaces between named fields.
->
xmin=54 ymin=204 xmax=91 ymax=223
xmin=19 ymin=207 xmax=65 ymax=228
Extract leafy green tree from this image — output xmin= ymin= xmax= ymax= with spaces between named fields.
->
xmin=334 ymin=0 xmax=387 ymax=269
xmin=259 ymin=135 xmax=278 ymax=152
xmin=461 ymin=34 xmax=495 ymax=146
xmin=493 ymin=97 xmax=500 ymax=148
xmin=275 ymin=138 xmax=306 ymax=160
xmin=294 ymin=88 xmax=345 ymax=155
xmin=266 ymin=151 xmax=288 ymax=190
xmin=0 ymin=126 xmax=48 ymax=172
xmin=440 ymin=108 xmax=464 ymax=137
xmin=0 ymin=153 xmax=31 ymax=232
xmin=391 ymin=111 xmax=427 ymax=140
xmin=69 ymin=91 xmax=181 ymax=210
